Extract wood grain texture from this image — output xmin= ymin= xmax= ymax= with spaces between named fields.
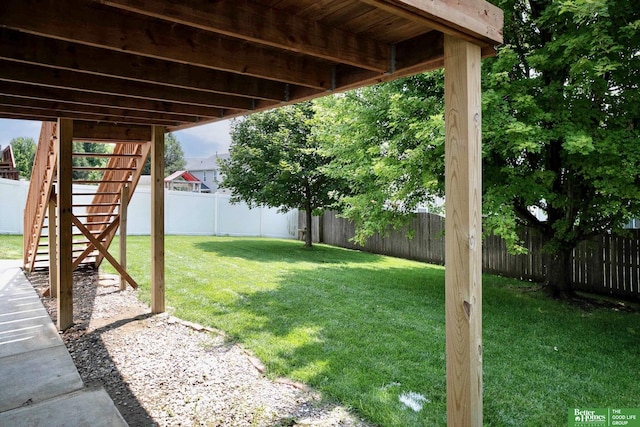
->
xmin=151 ymin=126 xmax=165 ymax=314
xmin=71 ymin=215 xmax=138 ymax=288
xmin=48 ymin=195 xmax=57 ymax=298
xmin=0 ymin=0 xmax=503 ymax=129
xmin=100 ymin=0 xmax=390 ymax=72
xmin=444 ymin=35 xmax=483 ymax=426
xmin=56 ymin=118 xmax=74 ymax=331
xmin=0 ymin=60 xmax=254 ymax=111
xmin=0 ymin=0 xmax=331 ymax=89
xmin=0 ymin=28 xmax=288 ymax=102
xmin=120 ymin=185 xmax=128 ymax=290
xmin=363 ymin=0 xmax=503 ymax=45
xmin=72 ymin=122 xmax=151 ymax=143
xmin=0 ymin=95 xmax=201 ymax=125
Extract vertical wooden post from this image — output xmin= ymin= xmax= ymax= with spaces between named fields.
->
xmin=119 ymin=184 xmax=128 ymax=291
xmin=444 ymin=35 xmax=483 ymax=426
xmin=48 ymin=192 xmax=57 ymax=298
xmin=56 ymin=118 xmax=74 ymax=331
xmin=151 ymin=126 xmax=165 ymax=313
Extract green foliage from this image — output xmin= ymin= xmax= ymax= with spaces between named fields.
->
xmin=220 ymin=103 xmax=345 ymax=245
xmin=482 ymin=0 xmax=640 ymax=293
xmin=9 ymin=137 xmax=36 ymax=179
xmin=314 ymin=72 xmax=446 ymax=244
xmin=72 ymin=142 xmax=111 ymax=181
xmin=141 ymin=132 xmax=186 ymax=176
xmin=316 ymin=0 xmax=640 ymax=294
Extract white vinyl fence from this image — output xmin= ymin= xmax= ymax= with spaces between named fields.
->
xmin=0 ymin=178 xmax=297 ymax=238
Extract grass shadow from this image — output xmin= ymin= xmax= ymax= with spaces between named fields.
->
xmin=173 ymin=261 xmax=449 ymax=426
xmin=193 ymin=238 xmax=382 ymax=265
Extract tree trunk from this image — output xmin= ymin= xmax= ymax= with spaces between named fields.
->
xmin=544 ymin=247 xmax=575 ymax=299
xmin=305 ymin=205 xmax=313 ymax=248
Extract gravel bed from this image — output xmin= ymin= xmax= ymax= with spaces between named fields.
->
xmin=28 ymin=268 xmax=373 ymax=427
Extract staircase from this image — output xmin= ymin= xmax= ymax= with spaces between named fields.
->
xmin=23 ymin=122 xmax=150 ymax=277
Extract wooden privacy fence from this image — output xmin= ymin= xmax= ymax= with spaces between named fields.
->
xmin=302 ymin=211 xmax=640 ymax=299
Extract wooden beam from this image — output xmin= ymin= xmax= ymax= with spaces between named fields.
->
xmin=72 ymin=219 xmax=120 ymax=269
xmin=0 ymin=60 xmax=255 ymax=111
xmin=0 ymin=0 xmax=333 ymax=89
xmin=151 ymin=126 xmax=165 ymax=313
xmin=444 ymin=35 xmax=483 ymax=426
xmin=0 ymin=94 xmax=208 ymax=125
xmin=0 ymin=104 xmax=182 ymax=127
xmin=331 ymin=32 xmax=445 ymax=92
xmin=71 ymin=215 xmax=138 ymax=288
xmin=1 ymin=82 xmax=239 ymax=121
xmin=100 ymin=0 xmax=391 ymax=72
xmin=48 ymin=193 xmax=57 ymax=299
xmin=328 ymin=32 xmax=497 ymax=97
xmin=0 ymin=28 xmax=289 ymax=102
xmin=56 ymin=118 xmax=74 ymax=331
xmin=173 ymin=33 xmax=448 ymax=131
xmin=362 ymin=0 xmax=503 ymax=45
xmin=119 ymin=185 xmax=128 ymax=290
xmin=73 ymin=122 xmax=151 ymax=142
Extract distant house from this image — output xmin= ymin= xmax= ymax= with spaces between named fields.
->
xmin=0 ymin=145 xmax=19 ymax=180
xmin=164 ymin=170 xmax=208 ymax=192
xmin=184 ymin=153 xmax=229 ymax=193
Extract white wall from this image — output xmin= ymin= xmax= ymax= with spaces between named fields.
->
xmin=0 ymin=178 xmax=28 ymax=234
xmin=0 ymin=178 xmax=297 ymax=238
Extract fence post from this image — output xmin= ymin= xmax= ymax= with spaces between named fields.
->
xmin=214 ymin=192 xmax=219 ymax=236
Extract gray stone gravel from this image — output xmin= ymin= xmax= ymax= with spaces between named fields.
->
xmin=29 ymin=268 xmax=373 ymax=427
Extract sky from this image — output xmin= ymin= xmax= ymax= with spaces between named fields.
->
xmin=0 ymin=118 xmax=233 ymax=159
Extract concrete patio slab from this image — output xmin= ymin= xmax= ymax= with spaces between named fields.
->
xmin=0 ymin=319 xmax=61 ymax=359
xmin=0 ymin=265 xmax=61 ymax=358
xmin=0 ymin=260 xmax=129 ymax=426
xmin=0 ymin=344 xmax=84 ymax=412
xmin=0 ymin=387 xmax=127 ymax=427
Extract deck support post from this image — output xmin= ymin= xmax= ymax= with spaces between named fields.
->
xmin=48 ymin=192 xmax=57 ymax=298
xmin=119 ymin=184 xmax=128 ymax=290
xmin=444 ymin=35 xmax=483 ymax=426
xmin=56 ymin=118 xmax=74 ymax=331
xmin=151 ymin=126 xmax=165 ymax=313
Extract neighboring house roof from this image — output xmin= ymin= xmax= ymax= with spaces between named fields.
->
xmin=185 ymin=153 xmax=229 ymax=171
xmin=0 ymin=145 xmax=19 ymax=180
xmin=164 ymin=170 xmax=201 ymax=183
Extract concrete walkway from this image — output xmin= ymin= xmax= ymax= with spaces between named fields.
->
xmin=0 ymin=260 xmax=127 ymax=426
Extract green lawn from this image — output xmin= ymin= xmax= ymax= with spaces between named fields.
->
xmin=0 ymin=234 xmax=23 ymax=260
xmin=2 ymin=235 xmax=639 ymax=426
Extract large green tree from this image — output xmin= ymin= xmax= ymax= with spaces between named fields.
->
xmin=142 ymin=132 xmax=186 ymax=176
xmin=316 ymin=0 xmax=640 ymax=298
xmin=482 ymin=0 xmax=640 ymax=297
xmin=9 ymin=137 xmax=36 ymax=179
xmin=220 ymin=102 xmax=344 ymax=247
xmin=314 ymin=72 xmax=445 ymax=243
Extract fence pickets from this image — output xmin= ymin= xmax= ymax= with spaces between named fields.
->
xmin=305 ymin=211 xmax=640 ymax=299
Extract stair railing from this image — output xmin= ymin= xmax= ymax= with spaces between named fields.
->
xmin=23 ymin=121 xmax=57 ymax=270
